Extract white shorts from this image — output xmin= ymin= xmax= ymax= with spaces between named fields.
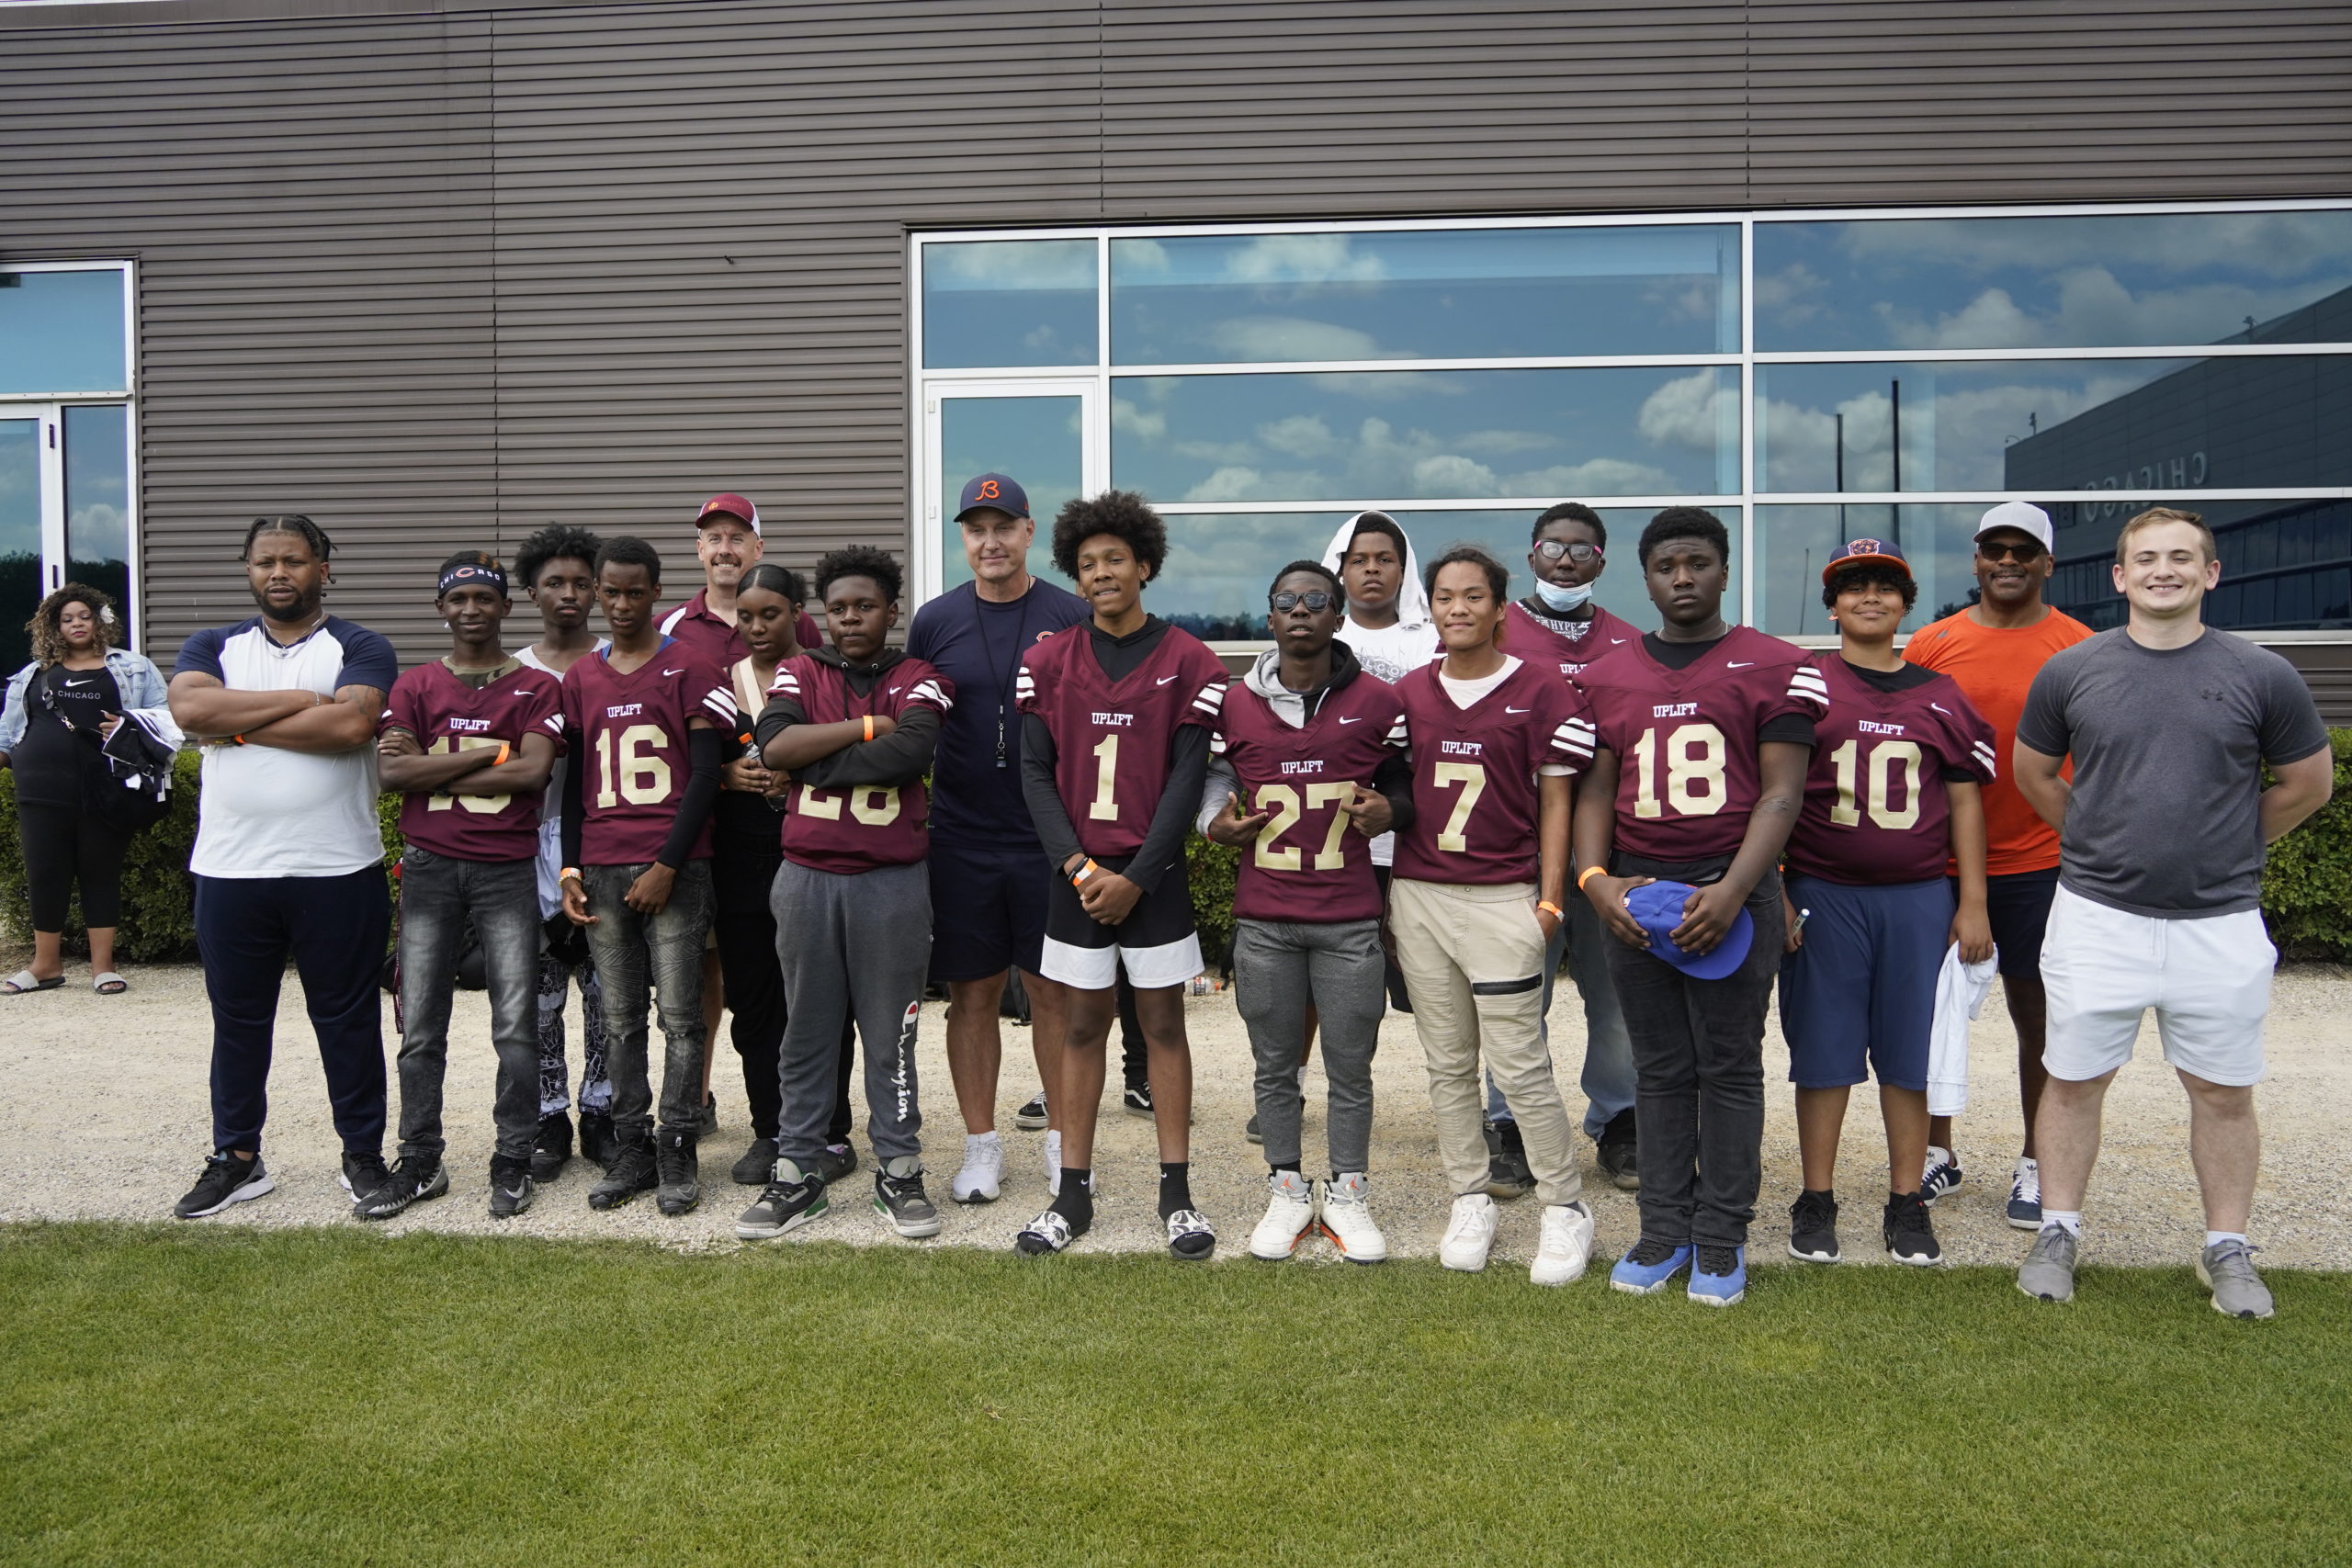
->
xmin=2041 ymin=884 xmax=2276 ymax=1088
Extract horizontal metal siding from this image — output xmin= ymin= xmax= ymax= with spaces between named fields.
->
xmin=4 ymin=0 xmax=2349 ymax=668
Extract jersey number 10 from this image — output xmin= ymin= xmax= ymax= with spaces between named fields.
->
xmin=1827 ymin=738 xmax=1923 ymax=829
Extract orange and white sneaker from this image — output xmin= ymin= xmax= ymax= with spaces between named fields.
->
xmin=1317 ymin=1172 xmax=1387 ymax=1264
xmin=1248 ymin=1169 xmax=1317 ymax=1259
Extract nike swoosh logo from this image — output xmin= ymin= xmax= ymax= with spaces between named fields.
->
xmin=1610 ymin=637 xmax=1627 ymax=644
xmin=512 ymin=690 xmax=536 ymax=698
xmin=63 ymin=677 xmax=96 ymax=686
xmin=1930 ymin=703 xmax=1951 ymax=715
xmin=662 ymin=668 xmax=685 ymax=677
xmin=1337 ymin=716 xmax=1362 ymax=724
xmin=1505 ymin=705 xmax=1532 ymax=714
xmin=888 ymin=687 xmax=902 ymax=695
xmin=1156 ymin=675 xmax=1178 ymax=685
xmin=1726 ymin=660 xmax=1755 ymax=668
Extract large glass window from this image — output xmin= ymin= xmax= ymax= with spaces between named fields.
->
xmin=916 ymin=205 xmax=2352 ymax=637
xmin=0 ymin=266 xmax=129 ymax=393
xmin=1112 ymin=226 xmax=1738 ymax=364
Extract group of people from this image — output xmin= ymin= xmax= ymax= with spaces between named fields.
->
xmin=1 ymin=471 xmax=2324 ymax=1319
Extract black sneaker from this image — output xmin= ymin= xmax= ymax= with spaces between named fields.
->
xmin=488 ymin=1155 xmax=536 ymax=1219
xmin=174 ymin=1151 xmax=275 ymax=1219
xmin=731 ymin=1136 xmax=778 ymax=1186
xmin=530 ymin=1111 xmax=573 ymax=1183
xmin=1884 ymin=1190 xmax=1942 ymax=1266
xmin=588 ymin=1135 xmax=658 ymax=1210
xmin=353 ymin=1154 xmax=447 ymax=1222
xmin=578 ymin=1109 xmax=622 ymax=1171
xmin=1013 ymin=1093 xmax=1050 ymax=1132
xmin=1788 ymin=1189 xmax=1841 ymax=1263
xmin=815 ymin=1142 xmax=858 ymax=1185
xmin=1484 ymin=1119 xmax=1533 ymax=1201
xmin=874 ymin=1156 xmax=944 ymax=1238
xmin=1244 ymin=1112 xmax=1262 ymax=1145
xmin=736 ymin=1157 xmax=829 ymax=1240
xmin=695 ymin=1093 xmax=719 ymax=1137
xmin=654 ymin=1127 xmax=700 ymax=1215
xmin=1595 ymin=1108 xmax=1638 ymax=1192
xmin=1124 ymin=1081 xmax=1154 ymax=1119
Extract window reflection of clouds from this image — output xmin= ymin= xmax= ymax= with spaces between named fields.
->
xmin=1114 ymin=368 xmax=1737 ymax=503
xmin=1149 ymin=508 xmax=1732 ymax=640
xmin=1111 ymin=227 xmax=1737 ymax=364
xmin=0 ymin=269 xmax=129 ymax=393
xmin=1757 ymin=212 xmax=2352 ymax=351
xmin=935 ymin=396 xmax=1084 ymax=593
xmin=921 ymin=240 xmax=1097 ymax=368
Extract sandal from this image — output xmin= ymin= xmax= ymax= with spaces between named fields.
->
xmin=94 ymin=972 xmax=129 ymax=995
xmin=4 ymin=969 xmax=65 ymax=995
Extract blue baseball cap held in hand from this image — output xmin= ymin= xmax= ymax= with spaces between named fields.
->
xmin=1623 ymin=880 xmax=1754 ymax=981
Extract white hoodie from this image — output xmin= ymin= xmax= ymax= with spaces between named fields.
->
xmin=1320 ymin=511 xmax=1441 ymax=686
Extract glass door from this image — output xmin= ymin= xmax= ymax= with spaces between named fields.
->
xmin=0 ymin=404 xmax=132 ymax=675
xmin=0 ymin=410 xmax=58 ymax=676
xmin=918 ymin=378 xmax=1102 ymax=604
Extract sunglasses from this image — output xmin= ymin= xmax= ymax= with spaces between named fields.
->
xmin=1534 ymin=540 xmax=1603 ymax=564
xmin=1270 ymin=590 xmax=1338 ymax=613
xmin=1977 ymin=540 xmax=2046 ymax=563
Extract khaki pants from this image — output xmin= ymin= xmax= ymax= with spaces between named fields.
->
xmin=1390 ymin=877 xmax=1582 ymax=1207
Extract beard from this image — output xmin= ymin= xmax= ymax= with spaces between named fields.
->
xmin=251 ymin=580 xmax=325 ymax=624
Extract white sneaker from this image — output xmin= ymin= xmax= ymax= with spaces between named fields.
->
xmin=1317 ymin=1172 xmax=1386 ymax=1264
xmin=1249 ymin=1169 xmax=1317 ymax=1260
xmin=1531 ymin=1200 xmax=1596 ymax=1286
xmin=1440 ymin=1192 xmax=1498 ymax=1272
xmin=950 ymin=1133 xmax=1002 ymax=1204
xmin=1044 ymin=1129 xmax=1062 ymax=1196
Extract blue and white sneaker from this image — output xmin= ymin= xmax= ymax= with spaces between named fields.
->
xmin=2006 ymin=1156 xmax=2043 ymax=1231
xmin=1688 ymin=1244 xmax=1747 ymax=1307
xmin=1609 ymin=1237 xmax=1693 ymax=1295
xmin=1920 ymin=1147 xmax=1963 ymax=1205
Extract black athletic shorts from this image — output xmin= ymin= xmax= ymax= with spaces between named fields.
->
xmin=1969 ymin=865 xmax=2060 ymax=981
xmin=927 ymin=837 xmax=1053 ymax=985
xmin=1039 ymin=852 xmax=1201 ymax=991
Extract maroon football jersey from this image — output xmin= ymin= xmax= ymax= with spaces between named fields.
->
xmin=381 ymin=661 xmax=566 ymax=862
xmin=560 ymin=639 xmax=735 ymax=865
xmin=1016 ymin=625 xmax=1228 ymax=858
xmin=772 ymin=655 xmax=956 ymax=874
xmin=1214 ymin=676 xmax=1408 ymax=923
xmin=1505 ymin=600 xmax=1642 ymax=682
xmin=1391 ymin=659 xmax=1595 ymax=886
xmin=1574 ymin=625 xmax=1830 ymax=862
xmin=1785 ymin=654 xmax=1997 ymax=886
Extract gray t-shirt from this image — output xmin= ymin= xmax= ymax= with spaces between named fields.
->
xmin=2018 ymin=626 xmax=2326 ymax=918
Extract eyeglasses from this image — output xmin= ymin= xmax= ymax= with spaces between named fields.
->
xmin=1270 ymin=590 xmax=1337 ymax=613
xmin=1976 ymin=540 xmax=2046 ymax=563
xmin=1533 ymin=541 xmax=1602 ymax=564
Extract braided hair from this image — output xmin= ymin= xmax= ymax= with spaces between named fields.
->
xmin=241 ymin=513 xmax=333 ymax=562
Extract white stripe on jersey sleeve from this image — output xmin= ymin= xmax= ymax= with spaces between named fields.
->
xmin=1384 ymin=713 xmax=1409 ymax=748
xmin=1971 ymin=740 xmax=1998 ymax=777
xmin=1191 ymin=677 xmax=1227 ymax=716
xmin=702 ymin=688 xmax=739 ymax=725
xmin=1786 ymin=666 xmax=1831 ymax=712
xmin=908 ymin=678 xmax=954 ymax=711
xmin=541 ymin=712 xmax=565 ymax=738
xmin=766 ymin=667 xmax=801 ymax=698
xmin=1550 ymin=716 xmax=1598 ymax=769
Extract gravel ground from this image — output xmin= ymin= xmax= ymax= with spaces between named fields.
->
xmin=3 ymin=960 xmax=2346 ymax=1273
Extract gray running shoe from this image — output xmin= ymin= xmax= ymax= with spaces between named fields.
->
xmin=736 ymin=1158 xmax=829 ymax=1240
xmin=2196 ymin=1239 xmax=2275 ymax=1320
xmin=2017 ymin=1224 xmax=2078 ymax=1303
xmin=874 ymin=1156 xmax=944 ymax=1238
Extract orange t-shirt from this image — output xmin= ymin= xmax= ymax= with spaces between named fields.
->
xmin=1904 ymin=606 xmax=2094 ymax=875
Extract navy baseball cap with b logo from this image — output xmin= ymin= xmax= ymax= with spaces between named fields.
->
xmin=956 ymin=473 xmax=1029 ymax=523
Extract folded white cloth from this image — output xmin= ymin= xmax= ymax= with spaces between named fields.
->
xmin=1928 ymin=944 xmax=2000 ymax=1118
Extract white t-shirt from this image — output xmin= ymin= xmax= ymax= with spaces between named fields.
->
xmin=516 ymin=639 xmax=606 ymax=916
xmin=175 ymin=615 xmax=399 ymax=879
xmin=1340 ymin=616 xmax=1442 ymax=686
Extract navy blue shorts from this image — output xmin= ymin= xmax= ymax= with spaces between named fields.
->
xmin=1778 ymin=874 xmax=1952 ymax=1091
xmin=1973 ymin=866 xmax=2059 ymax=981
xmin=927 ymin=837 xmax=1052 ymax=985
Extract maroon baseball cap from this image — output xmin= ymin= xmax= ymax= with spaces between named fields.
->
xmin=695 ymin=492 xmax=761 ymax=536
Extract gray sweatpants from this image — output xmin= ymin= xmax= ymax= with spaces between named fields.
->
xmin=1232 ymin=916 xmax=1385 ymax=1175
xmin=771 ymin=858 xmax=932 ymax=1170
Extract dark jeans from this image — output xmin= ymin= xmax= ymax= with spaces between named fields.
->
xmin=581 ymin=860 xmax=713 ymax=1139
xmin=1604 ymin=870 xmax=1786 ymax=1252
xmin=195 ymin=866 xmax=390 ymax=1157
xmin=771 ymin=858 xmax=931 ymax=1168
xmin=711 ymin=845 xmax=854 ymax=1144
xmin=18 ymin=800 xmax=131 ymax=931
xmin=395 ymin=848 xmax=542 ymax=1163
xmin=535 ymin=919 xmax=609 ymax=1117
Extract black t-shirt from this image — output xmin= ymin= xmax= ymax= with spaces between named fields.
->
xmin=11 ymin=662 xmax=119 ymax=807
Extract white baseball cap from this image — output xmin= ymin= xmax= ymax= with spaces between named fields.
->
xmin=1974 ymin=501 xmax=2052 ymax=551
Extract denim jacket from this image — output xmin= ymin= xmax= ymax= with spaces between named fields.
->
xmin=0 ymin=648 xmax=172 ymax=756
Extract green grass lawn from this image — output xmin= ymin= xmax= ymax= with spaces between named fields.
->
xmin=3 ymin=1224 xmax=2346 ymax=1567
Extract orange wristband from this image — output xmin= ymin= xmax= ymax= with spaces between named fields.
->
xmin=492 ymin=741 xmax=510 ymax=767
xmin=1537 ymin=900 xmax=1564 ymax=919
xmin=863 ymin=714 xmax=875 ymax=741
xmin=1577 ymin=865 xmax=1606 ymax=890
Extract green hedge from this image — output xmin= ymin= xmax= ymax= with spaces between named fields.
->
xmin=8 ymin=733 xmax=2352 ymax=965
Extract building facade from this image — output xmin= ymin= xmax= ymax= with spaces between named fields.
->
xmin=3 ymin=0 xmax=2349 ymax=704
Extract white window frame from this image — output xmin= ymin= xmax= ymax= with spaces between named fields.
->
xmin=0 ymin=259 xmax=141 ymax=650
xmin=910 ymin=200 xmax=2352 ymax=638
